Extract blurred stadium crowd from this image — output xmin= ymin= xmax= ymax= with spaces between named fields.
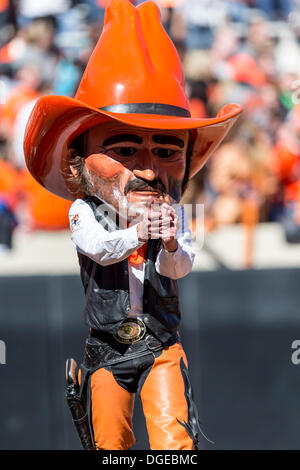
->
xmin=0 ymin=0 xmax=300 ymax=257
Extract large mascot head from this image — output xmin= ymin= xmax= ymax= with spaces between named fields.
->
xmin=24 ymin=0 xmax=242 ymax=218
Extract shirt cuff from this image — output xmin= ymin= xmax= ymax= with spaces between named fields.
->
xmin=159 ymin=243 xmax=181 ymax=261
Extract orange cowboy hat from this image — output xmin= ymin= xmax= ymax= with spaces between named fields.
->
xmin=24 ymin=0 xmax=242 ymax=202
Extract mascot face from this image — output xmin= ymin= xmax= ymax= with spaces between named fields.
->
xmin=72 ymin=121 xmax=189 ymax=218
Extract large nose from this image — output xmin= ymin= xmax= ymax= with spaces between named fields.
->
xmin=133 ymin=168 xmax=156 ymax=181
xmin=132 ymin=151 xmax=158 ymax=181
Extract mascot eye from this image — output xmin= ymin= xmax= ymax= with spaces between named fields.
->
xmin=153 ymin=148 xmax=176 ymax=158
xmin=113 ymin=147 xmax=137 ymax=157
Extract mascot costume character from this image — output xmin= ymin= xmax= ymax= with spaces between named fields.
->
xmin=24 ymin=0 xmax=242 ymax=450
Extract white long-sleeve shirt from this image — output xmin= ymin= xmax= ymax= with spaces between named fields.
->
xmin=69 ymin=199 xmax=195 ymax=318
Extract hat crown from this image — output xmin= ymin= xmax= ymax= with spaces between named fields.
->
xmin=75 ymin=0 xmax=189 ymax=112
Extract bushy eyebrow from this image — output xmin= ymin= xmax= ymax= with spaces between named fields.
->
xmin=102 ymin=133 xmax=185 ymax=149
xmin=153 ymin=135 xmax=185 ymax=148
xmin=102 ymin=134 xmax=143 ymax=146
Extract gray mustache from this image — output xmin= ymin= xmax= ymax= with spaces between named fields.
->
xmin=124 ymin=178 xmax=166 ymax=196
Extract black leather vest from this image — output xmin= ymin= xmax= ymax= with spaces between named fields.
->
xmin=77 ymin=197 xmax=182 ymax=344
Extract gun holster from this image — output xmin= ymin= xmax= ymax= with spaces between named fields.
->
xmin=65 ymin=358 xmax=95 ymax=450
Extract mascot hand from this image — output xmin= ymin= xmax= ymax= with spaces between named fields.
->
xmin=136 ymin=201 xmax=179 ymax=250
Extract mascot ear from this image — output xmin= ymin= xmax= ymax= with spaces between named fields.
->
xmin=69 ymin=162 xmax=79 ymax=179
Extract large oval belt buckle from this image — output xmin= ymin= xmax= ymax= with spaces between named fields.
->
xmin=113 ymin=318 xmax=146 ymax=344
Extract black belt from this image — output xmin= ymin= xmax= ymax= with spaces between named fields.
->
xmin=83 ymin=327 xmax=179 ymax=373
xmin=89 ymin=324 xmax=179 ymax=355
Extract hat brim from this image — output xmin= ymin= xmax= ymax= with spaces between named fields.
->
xmin=24 ymin=95 xmax=242 ymax=201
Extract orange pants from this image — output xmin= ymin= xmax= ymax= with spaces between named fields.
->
xmin=90 ymin=342 xmax=196 ymax=450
